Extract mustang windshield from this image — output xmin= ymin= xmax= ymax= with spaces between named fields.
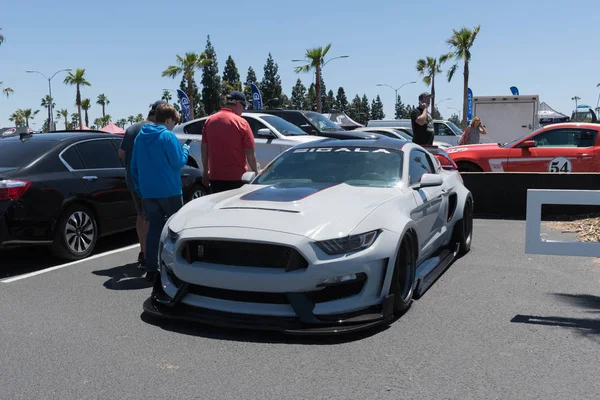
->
xmin=254 ymin=146 xmax=403 ymax=187
xmin=303 ymin=111 xmax=344 ymax=132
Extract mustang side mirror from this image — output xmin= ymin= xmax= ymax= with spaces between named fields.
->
xmin=417 ymin=173 xmax=443 ymax=188
xmin=241 ymin=171 xmax=256 ymax=183
xmin=522 ymin=140 xmax=536 ymax=148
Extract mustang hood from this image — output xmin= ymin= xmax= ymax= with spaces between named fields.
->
xmin=169 ymin=182 xmax=404 ymax=240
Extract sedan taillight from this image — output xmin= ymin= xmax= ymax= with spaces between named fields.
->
xmin=0 ymin=180 xmax=31 ymax=201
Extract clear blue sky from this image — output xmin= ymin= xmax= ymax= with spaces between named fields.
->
xmin=1 ymin=0 xmax=598 ymax=128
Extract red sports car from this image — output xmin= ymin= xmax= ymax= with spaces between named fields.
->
xmin=446 ymin=122 xmax=600 ymax=173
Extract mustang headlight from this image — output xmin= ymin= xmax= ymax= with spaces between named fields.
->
xmin=316 ymin=230 xmax=381 ymax=255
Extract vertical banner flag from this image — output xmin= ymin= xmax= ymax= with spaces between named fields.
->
xmin=467 ymin=87 xmax=473 ymax=122
xmin=510 ymin=86 xmax=519 ymax=96
xmin=176 ymin=89 xmax=191 ymax=122
xmin=250 ymin=82 xmax=263 ymax=110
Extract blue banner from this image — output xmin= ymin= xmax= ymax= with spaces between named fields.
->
xmin=510 ymin=86 xmax=519 ymax=95
xmin=467 ymin=88 xmax=473 ymax=122
xmin=176 ymin=89 xmax=191 ymax=122
xmin=250 ymin=82 xmax=262 ymax=110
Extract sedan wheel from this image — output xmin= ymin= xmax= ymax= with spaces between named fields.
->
xmin=51 ymin=204 xmax=98 ymax=261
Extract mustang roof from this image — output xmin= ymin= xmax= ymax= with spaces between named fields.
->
xmin=296 ymin=136 xmax=409 ymax=150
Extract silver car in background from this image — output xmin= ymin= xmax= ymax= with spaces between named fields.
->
xmin=173 ymin=113 xmax=326 ymax=171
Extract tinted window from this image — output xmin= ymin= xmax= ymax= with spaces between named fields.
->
xmin=260 ymin=115 xmax=308 ymax=136
xmin=242 ymin=117 xmax=269 ymax=137
xmin=303 ymin=112 xmax=343 ymax=132
xmin=409 ymin=149 xmax=434 ymax=185
xmin=183 ymin=120 xmax=205 ymax=135
xmin=435 ymin=123 xmax=452 ymax=136
xmin=61 ymin=147 xmax=85 ymax=170
xmin=280 ymin=113 xmax=310 ymax=129
xmin=446 ymin=121 xmax=463 ymax=135
xmin=0 ymin=138 xmax=56 ymax=168
xmin=531 ymin=128 xmax=598 ymax=148
xmin=75 ymin=139 xmax=123 ymax=169
xmin=255 ymin=146 xmax=403 ymax=188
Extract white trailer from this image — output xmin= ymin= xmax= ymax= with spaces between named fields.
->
xmin=472 ymin=95 xmax=539 ymax=144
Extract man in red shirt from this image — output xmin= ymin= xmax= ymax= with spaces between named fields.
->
xmin=201 ymin=91 xmax=258 ymax=193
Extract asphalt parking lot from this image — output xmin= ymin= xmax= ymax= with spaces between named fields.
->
xmin=1 ymin=219 xmax=600 ymax=400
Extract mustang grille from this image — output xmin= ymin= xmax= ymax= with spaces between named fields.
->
xmin=185 ymin=278 xmax=366 ymax=305
xmin=181 ymin=240 xmax=308 ymax=271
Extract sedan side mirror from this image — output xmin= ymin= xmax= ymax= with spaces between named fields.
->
xmin=256 ymin=128 xmax=275 ymax=138
xmin=417 ymin=173 xmax=443 ymax=188
xmin=241 ymin=171 xmax=256 ymax=183
xmin=522 ymin=140 xmax=536 ymax=148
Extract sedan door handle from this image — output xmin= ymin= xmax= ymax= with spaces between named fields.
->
xmin=83 ymin=176 xmax=98 ymax=181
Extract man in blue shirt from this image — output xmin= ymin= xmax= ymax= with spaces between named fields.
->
xmin=118 ymin=100 xmax=165 ymax=267
xmin=130 ymin=103 xmax=190 ymax=278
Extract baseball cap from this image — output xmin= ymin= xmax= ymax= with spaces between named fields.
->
xmin=418 ymin=92 xmax=432 ymax=101
xmin=149 ymin=100 xmax=167 ymax=111
xmin=226 ymin=91 xmax=251 ymax=107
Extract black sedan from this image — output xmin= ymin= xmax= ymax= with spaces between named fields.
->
xmin=0 ymin=131 xmax=207 ymax=261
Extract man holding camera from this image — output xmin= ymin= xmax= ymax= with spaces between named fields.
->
xmin=410 ymin=92 xmax=435 ymax=146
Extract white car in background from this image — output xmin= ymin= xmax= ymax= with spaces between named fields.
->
xmin=353 ymin=127 xmax=453 ymax=149
xmin=173 ymin=113 xmax=326 ymax=171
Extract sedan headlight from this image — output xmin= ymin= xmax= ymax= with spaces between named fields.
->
xmin=316 ymin=230 xmax=381 ymax=255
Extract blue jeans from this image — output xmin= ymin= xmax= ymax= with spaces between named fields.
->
xmin=143 ymin=195 xmax=183 ymax=271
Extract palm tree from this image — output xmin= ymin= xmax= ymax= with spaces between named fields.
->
xmin=134 ymin=113 xmax=144 ymax=122
xmin=81 ymin=98 xmax=91 ymax=127
xmin=9 ymin=109 xmax=25 ymax=126
xmin=40 ymin=95 xmax=55 ymax=129
xmin=162 ymin=90 xmax=172 ymax=103
xmin=117 ymin=118 xmax=127 ymax=128
xmin=0 ymin=28 xmax=4 ymax=46
xmin=416 ymin=56 xmax=446 ymax=116
xmin=57 ymin=108 xmax=69 ymax=129
xmin=162 ymin=53 xmax=211 ymax=120
xmin=127 ymin=115 xmax=135 ymax=126
xmin=63 ymin=68 xmax=91 ymax=129
xmin=440 ymin=25 xmax=481 ymax=127
xmin=293 ymin=44 xmax=332 ymax=113
xmin=96 ymin=94 xmax=109 ymax=117
xmin=0 ymin=81 xmax=13 ymax=98
xmin=21 ymin=109 xmax=39 ymax=128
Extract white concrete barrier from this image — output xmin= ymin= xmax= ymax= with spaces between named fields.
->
xmin=525 ymin=189 xmax=600 ymax=257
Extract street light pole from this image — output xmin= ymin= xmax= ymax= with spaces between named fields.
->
xmin=26 ymin=68 xmax=72 ymax=131
xmin=436 ymin=98 xmax=451 ymax=108
xmin=376 ymin=81 xmax=417 ymax=112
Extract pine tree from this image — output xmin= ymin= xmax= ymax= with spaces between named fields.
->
xmin=370 ymin=95 xmax=385 ymax=120
xmin=201 ymin=35 xmax=223 ymax=114
xmin=290 ymin=79 xmax=307 ymax=110
xmin=222 ymin=55 xmax=242 ymax=92
xmin=335 ymin=87 xmax=348 ymax=112
xmin=243 ymin=67 xmax=258 ymax=109
xmin=346 ymin=94 xmax=362 ymax=122
xmin=359 ymin=94 xmax=371 ymax=124
xmin=306 ymin=83 xmax=317 ymax=111
xmin=260 ymin=53 xmax=283 ymax=109
xmin=323 ymin=90 xmax=335 ymax=113
xmin=280 ymin=94 xmax=291 ymax=110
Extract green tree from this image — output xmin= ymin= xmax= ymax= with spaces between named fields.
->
xmin=57 ymin=109 xmax=69 ymax=129
xmin=161 ymin=90 xmax=172 ymax=103
xmin=63 ymin=68 xmax=91 ymax=130
xmin=370 ymin=95 xmax=385 ymax=120
xmin=96 ymin=94 xmax=109 ymax=117
xmin=335 ymin=87 xmax=348 ymax=112
xmin=0 ymin=27 xmax=4 ymax=46
xmin=359 ymin=94 xmax=371 ymax=124
xmin=201 ymin=35 xmax=223 ymax=115
xmin=293 ymin=43 xmax=332 ymax=113
xmin=222 ymin=55 xmax=242 ymax=92
xmin=394 ymin=95 xmax=412 ymax=119
xmin=306 ymin=83 xmax=317 ymax=111
xmin=80 ymin=98 xmax=91 ymax=127
xmin=260 ymin=53 xmax=283 ymax=109
xmin=1 ymin=81 xmax=14 ymax=99
xmin=416 ymin=56 xmax=446 ymax=117
xmin=323 ymin=90 xmax=335 ymax=113
xmin=9 ymin=109 xmax=25 ymax=126
xmin=41 ymin=95 xmax=55 ymax=129
xmin=440 ymin=25 xmax=481 ymax=126
xmin=346 ymin=95 xmax=362 ymax=122
xmin=243 ymin=66 xmax=258 ymax=107
xmin=290 ymin=79 xmax=307 ymax=110
xmin=162 ymin=51 xmax=211 ymax=120
xmin=448 ymin=113 xmax=461 ymax=126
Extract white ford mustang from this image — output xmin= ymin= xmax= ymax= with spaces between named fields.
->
xmin=143 ymin=137 xmax=474 ymax=335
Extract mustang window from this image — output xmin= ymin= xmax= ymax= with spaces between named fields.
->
xmin=255 ymin=147 xmax=403 ymax=187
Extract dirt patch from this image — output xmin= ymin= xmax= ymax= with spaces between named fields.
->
xmin=545 ymin=214 xmax=600 ymax=243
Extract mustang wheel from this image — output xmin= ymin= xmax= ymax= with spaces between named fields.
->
xmin=452 ymin=197 xmax=473 ymax=256
xmin=51 ymin=204 xmax=98 ymax=261
xmin=187 ymin=184 xmax=207 ymax=203
xmin=390 ymin=233 xmax=416 ymax=314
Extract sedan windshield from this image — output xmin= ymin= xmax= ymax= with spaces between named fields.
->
xmin=303 ymin=112 xmax=344 ymax=132
xmin=254 ymin=146 xmax=403 ymax=188
xmin=446 ymin=122 xmax=463 ymax=136
xmin=260 ymin=115 xmax=308 ymax=136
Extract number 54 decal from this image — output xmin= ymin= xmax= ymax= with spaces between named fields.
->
xmin=548 ymin=157 xmax=572 ymax=173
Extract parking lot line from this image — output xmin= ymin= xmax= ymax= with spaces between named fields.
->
xmin=1 ymin=244 xmax=140 ymax=283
